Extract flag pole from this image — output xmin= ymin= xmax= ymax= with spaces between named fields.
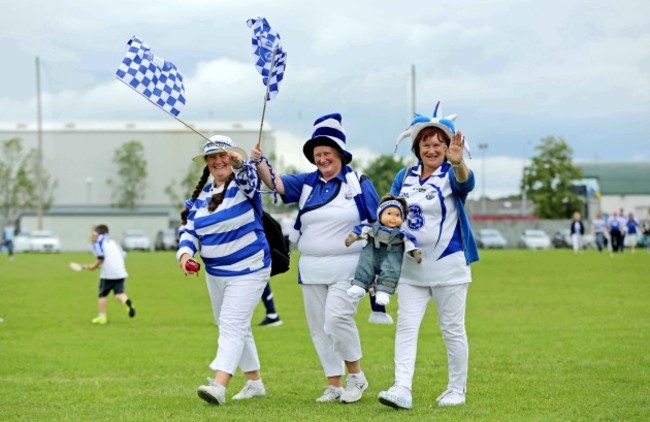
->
xmin=116 ymin=78 xmax=224 ymax=149
xmin=255 ymin=48 xmax=277 ymax=149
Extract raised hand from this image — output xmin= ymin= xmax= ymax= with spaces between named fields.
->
xmin=446 ymin=130 xmax=465 ymax=164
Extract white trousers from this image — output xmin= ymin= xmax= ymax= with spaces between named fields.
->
xmin=394 ymin=282 xmax=469 ymax=392
xmin=571 ymin=234 xmax=582 ymax=251
xmin=205 ymin=268 xmax=269 ymax=375
xmin=301 ymin=280 xmax=362 ymax=377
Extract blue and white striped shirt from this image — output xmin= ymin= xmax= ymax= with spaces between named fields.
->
xmin=177 ymin=164 xmax=270 ymax=277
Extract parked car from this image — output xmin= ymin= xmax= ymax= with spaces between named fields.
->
xmin=476 ymin=228 xmax=507 ymax=249
xmin=28 ymin=230 xmax=62 ymax=253
xmin=155 ymin=228 xmax=178 ymax=251
xmin=519 ymin=229 xmax=552 ymax=249
xmin=12 ymin=231 xmax=31 ymax=253
xmin=553 ymin=228 xmax=596 ymax=249
xmin=122 ymin=230 xmax=151 ymax=251
xmin=552 ymin=229 xmax=572 ymax=248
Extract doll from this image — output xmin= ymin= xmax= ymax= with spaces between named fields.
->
xmin=345 ymin=194 xmax=422 ymax=306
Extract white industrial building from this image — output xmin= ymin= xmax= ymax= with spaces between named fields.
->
xmin=1 ymin=121 xmax=279 ymax=250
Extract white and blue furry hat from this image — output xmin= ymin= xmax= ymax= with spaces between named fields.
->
xmin=303 ymin=113 xmax=352 ymax=164
xmin=192 ymin=135 xmax=248 ymax=163
xmin=394 ymin=101 xmax=470 ymax=158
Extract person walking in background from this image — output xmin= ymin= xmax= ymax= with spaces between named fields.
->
xmin=80 ymin=224 xmax=136 ymax=324
xmin=3 ymin=220 xmax=15 ymax=261
xmin=642 ymin=213 xmax=650 ymax=254
xmin=625 ymin=212 xmax=640 ymax=254
xmin=617 ymin=209 xmax=628 ymax=252
xmin=607 ymin=211 xmax=623 ymax=253
xmin=177 ymin=136 xmax=271 ymax=406
xmin=251 ymin=113 xmax=380 ymax=404
xmin=257 ymin=284 xmax=283 ymax=327
xmin=378 ymin=102 xmax=479 ymax=410
xmin=591 ymin=210 xmax=607 ymax=253
xmin=570 ymin=211 xmax=585 ymax=254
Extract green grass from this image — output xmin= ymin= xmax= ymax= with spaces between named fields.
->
xmin=1 ymin=249 xmax=649 ymax=421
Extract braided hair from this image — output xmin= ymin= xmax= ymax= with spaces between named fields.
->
xmin=179 ymin=167 xmax=236 ymax=224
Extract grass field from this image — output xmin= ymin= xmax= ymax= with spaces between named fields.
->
xmin=1 ymin=249 xmax=649 ymax=421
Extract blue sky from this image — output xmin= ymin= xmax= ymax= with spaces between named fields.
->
xmin=1 ymin=0 xmax=648 ymax=197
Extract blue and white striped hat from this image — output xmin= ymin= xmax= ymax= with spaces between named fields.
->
xmin=192 ymin=135 xmax=248 ymax=163
xmin=303 ymin=113 xmax=352 ymax=164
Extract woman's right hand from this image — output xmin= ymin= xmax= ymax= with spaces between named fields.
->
xmin=179 ymin=253 xmax=199 ymax=277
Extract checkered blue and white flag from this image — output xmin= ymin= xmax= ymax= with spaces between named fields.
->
xmin=246 ymin=16 xmax=287 ymax=101
xmin=115 ymin=36 xmax=186 ymax=117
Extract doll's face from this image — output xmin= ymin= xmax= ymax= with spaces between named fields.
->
xmin=380 ymin=207 xmax=403 ymax=228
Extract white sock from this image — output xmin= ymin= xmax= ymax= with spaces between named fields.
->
xmin=375 ymin=291 xmax=390 ymax=306
xmin=348 ymin=371 xmax=365 ymax=380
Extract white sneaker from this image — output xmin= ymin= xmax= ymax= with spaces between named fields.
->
xmin=316 ymin=385 xmax=343 ymax=403
xmin=340 ymin=374 xmax=368 ymax=403
xmin=375 ymin=291 xmax=390 ymax=306
xmin=347 ymin=285 xmax=366 ymax=300
xmin=378 ymin=385 xmax=413 ymax=410
xmin=232 ymin=380 xmax=266 ymax=400
xmin=197 ymin=378 xmax=226 ymax=405
xmin=436 ymin=388 xmax=465 ymax=406
xmin=368 ymin=311 xmax=393 ymax=325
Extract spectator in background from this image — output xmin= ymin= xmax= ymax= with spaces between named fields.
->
xmin=591 ymin=211 xmax=607 ymax=253
xmin=570 ymin=211 xmax=585 ymax=254
xmin=607 ymin=211 xmax=623 ymax=253
xmin=625 ymin=212 xmax=640 ymax=254
xmin=617 ymin=209 xmax=628 ymax=252
xmin=3 ymin=220 xmax=15 ymax=261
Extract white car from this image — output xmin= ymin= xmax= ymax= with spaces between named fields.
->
xmin=29 ymin=230 xmax=62 ymax=253
xmin=122 ymin=230 xmax=151 ymax=251
xmin=476 ymin=229 xmax=508 ymax=249
xmin=519 ymin=229 xmax=552 ymax=250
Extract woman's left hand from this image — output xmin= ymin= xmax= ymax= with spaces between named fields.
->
xmin=446 ymin=131 xmax=465 ymax=164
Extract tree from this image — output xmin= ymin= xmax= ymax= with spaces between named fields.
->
xmin=107 ymin=140 xmax=147 ymax=209
xmin=522 ymin=136 xmax=583 ymax=218
xmin=164 ymin=162 xmax=204 ymax=211
xmin=362 ymin=154 xmax=410 ymax=197
xmin=0 ymin=138 xmax=56 ymax=222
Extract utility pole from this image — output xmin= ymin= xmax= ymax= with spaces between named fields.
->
xmin=410 ymin=64 xmax=416 ymax=117
xmin=478 ymin=143 xmax=488 ymax=214
xmin=35 ymin=56 xmax=44 ymax=230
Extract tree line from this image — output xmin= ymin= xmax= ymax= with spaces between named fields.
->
xmin=0 ymin=135 xmax=583 ymax=223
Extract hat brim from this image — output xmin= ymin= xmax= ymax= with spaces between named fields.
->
xmin=411 ymin=121 xmax=454 ymax=143
xmin=192 ymin=146 xmax=248 ymax=163
xmin=303 ymin=136 xmax=352 ymax=165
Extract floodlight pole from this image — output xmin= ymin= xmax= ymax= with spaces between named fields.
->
xmin=35 ymin=56 xmax=44 ymax=230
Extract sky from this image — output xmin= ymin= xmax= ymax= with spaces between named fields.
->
xmin=1 ymin=0 xmax=649 ymax=198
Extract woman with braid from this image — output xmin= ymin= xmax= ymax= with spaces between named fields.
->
xmin=177 ymin=135 xmax=271 ymax=406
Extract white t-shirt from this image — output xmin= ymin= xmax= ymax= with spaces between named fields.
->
xmin=92 ymin=234 xmax=128 ymax=279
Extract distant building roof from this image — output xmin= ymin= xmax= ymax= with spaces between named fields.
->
xmin=578 ymin=162 xmax=650 ymax=195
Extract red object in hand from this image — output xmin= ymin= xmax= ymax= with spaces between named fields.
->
xmin=185 ymin=259 xmax=201 ymax=272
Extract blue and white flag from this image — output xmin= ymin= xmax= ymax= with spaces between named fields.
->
xmin=246 ymin=16 xmax=287 ymax=101
xmin=115 ymin=36 xmax=186 ymax=117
